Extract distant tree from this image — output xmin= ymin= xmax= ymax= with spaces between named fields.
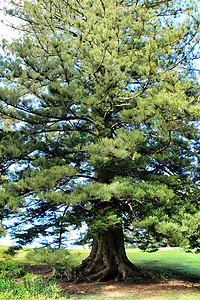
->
xmin=0 ymin=0 xmax=200 ymax=281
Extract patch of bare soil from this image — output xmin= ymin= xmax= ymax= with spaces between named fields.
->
xmin=25 ymin=265 xmax=200 ymax=299
xmin=58 ymin=279 xmax=200 ymax=299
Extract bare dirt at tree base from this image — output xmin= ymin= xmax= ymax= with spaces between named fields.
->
xmin=58 ymin=279 xmax=200 ymax=299
xmin=25 ymin=265 xmax=200 ymax=299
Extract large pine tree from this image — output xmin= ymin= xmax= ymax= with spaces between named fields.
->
xmin=0 ymin=0 xmax=200 ymax=281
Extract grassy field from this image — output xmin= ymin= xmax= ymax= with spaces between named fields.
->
xmin=0 ymin=246 xmax=200 ymax=299
xmin=1 ymin=246 xmax=200 ymax=278
xmin=69 ymin=247 xmax=200 ymax=279
xmin=127 ymin=247 xmax=200 ymax=279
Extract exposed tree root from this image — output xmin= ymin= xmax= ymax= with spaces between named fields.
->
xmin=70 ymin=226 xmax=150 ymax=282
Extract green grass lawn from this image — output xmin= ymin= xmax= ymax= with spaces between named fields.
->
xmin=69 ymin=247 xmax=200 ymax=279
xmin=1 ymin=246 xmax=200 ymax=279
xmin=126 ymin=247 xmax=200 ymax=279
xmin=126 ymin=247 xmax=200 ymax=266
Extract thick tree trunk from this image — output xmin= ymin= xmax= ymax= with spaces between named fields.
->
xmin=73 ymin=225 xmax=146 ymax=282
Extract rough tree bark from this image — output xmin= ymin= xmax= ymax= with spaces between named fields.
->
xmin=73 ymin=224 xmax=146 ymax=282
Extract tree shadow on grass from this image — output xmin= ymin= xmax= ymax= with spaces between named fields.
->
xmin=136 ymin=260 xmax=200 ymax=283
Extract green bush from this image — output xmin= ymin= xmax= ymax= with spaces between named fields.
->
xmin=0 ymin=293 xmax=68 ymax=300
xmin=0 ymin=261 xmax=25 ymax=279
xmin=0 ymin=273 xmax=62 ymax=299
xmin=26 ymin=248 xmax=69 ymax=265
xmin=26 ymin=247 xmax=80 ymax=277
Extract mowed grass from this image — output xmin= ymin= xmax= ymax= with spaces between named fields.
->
xmin=81 ymin=294 xmax=200 ymax=300
xmin=1 ymin=246 xmax=200 ymax=278
xmin=81 ymin=292 xmax=200 ymax=300
xmin=126 ymin=247 xmax=200 ymax=279
xmin=70 ymin=247 xmax=200 ymax=279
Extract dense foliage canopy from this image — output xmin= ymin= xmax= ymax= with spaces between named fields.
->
xmin=0 ymin=0 xmax=200 ymax=281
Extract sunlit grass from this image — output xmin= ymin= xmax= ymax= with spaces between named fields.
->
xmin=126 ymin=247 xmax=200 ymax=278
xmin=126 ymin=247 xmax=200 ymax=266
xmin=1 ymin=246 xmax=200 ymax=278
xmin=68 ymin=247 xmax=200 ymax=279
xmin=80 ymin=292 xmax=200 ymax=300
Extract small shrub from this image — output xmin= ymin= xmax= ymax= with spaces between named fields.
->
xmin=22 ymin=273 xmax=61 ymax=297
xmin=26 ymin=247 xmax=69 ymax=266
xmin=26 ymin=247 xmax=80 ymax=278
xmin=0 ymin=261 xmax=25 ymax=279
xmin=0 ymin=274 xmax=61 ymax=299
